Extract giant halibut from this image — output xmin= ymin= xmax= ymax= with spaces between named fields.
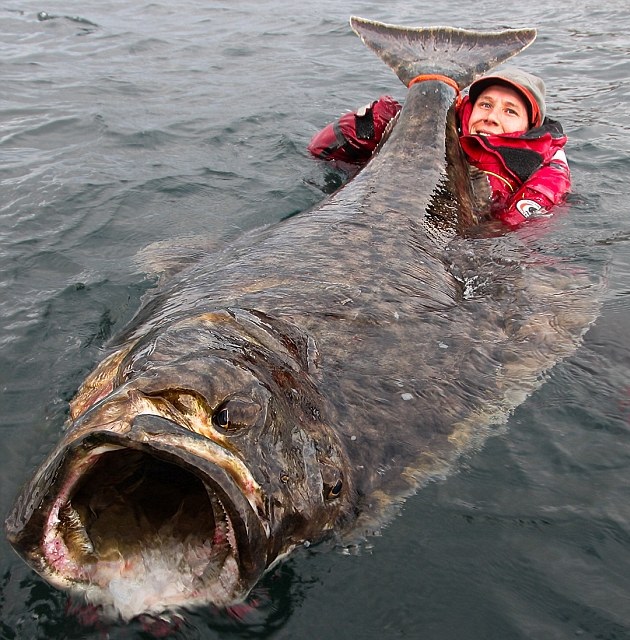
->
xmin=5 ymin=17 xmax=599 ymax=619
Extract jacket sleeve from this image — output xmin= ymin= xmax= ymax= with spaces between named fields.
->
xmin=307 ymin=95 xmax=401 ymax=165
xmin=498 ymin=149 xmax=571 ymax=226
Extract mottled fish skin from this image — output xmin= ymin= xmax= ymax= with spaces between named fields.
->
xmin=5 ymin=18 xmax=599 ymax=620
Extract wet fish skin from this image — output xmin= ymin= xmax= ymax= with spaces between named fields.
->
xmin=6 ymin=307 xmax=353 ymax=616
xmin=5 ymin=18 xmax=599 ymax=619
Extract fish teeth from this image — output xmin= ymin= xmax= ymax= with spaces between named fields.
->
xmin=214 ymin=497 xmax=233 ymax=550
xmin=60 ymin=503 xmax=94 ymax=556
xmin=205 ymin=493 xmax=238 ymax=564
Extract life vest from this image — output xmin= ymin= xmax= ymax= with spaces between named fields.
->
xmin=307 ymin=94 xmax=571 ymax=225
xmin=456 ymin=96 xmax=570 ymax=215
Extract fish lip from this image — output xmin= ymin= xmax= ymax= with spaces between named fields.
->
xmin=126 ymin=413 xmax=270 ymax=581
xmin=7 ymin=414 xmax=269 ymax=615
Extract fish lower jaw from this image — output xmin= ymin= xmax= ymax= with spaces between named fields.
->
xmin=37 ymin=443 xmax=258 ymax=619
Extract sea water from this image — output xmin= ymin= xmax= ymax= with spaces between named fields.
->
xmin=2 ymin=1 xmax=630 ymax=638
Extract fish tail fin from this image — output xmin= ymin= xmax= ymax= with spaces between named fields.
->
xmin=349 ymin=17 xmax=536 ymax=88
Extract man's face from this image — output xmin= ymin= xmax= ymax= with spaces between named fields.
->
xmin=468 ymin=84 xmax=529 ymax=136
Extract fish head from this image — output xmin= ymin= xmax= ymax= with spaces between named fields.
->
xmin=5 ymin=309 xmax=351 ymax=619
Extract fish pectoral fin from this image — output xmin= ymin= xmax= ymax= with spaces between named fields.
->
xmin=469 ymin=167 xmax=493 ymax=219
xmin=134 ymin=236 xmax=222 ymax=278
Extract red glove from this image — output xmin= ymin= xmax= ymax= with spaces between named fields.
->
xmin=498 ymin=188 xmax=553 ymax=226
xmin=498 ymin=152 xmax=571 ymax=227
xmin=308 ymin=96 xmax=401 ymax=164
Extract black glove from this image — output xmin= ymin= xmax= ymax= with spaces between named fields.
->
xmin=354 ymin=102 xmax=375 ymax=140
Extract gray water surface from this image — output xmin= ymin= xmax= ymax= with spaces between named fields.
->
xmin=2 ymin=1 xmax=630 ymax=638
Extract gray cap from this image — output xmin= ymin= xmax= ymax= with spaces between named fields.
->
xmin=468 ymin=67 xmax=546 ymax=127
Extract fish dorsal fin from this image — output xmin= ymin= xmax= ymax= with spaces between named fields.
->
xmin=349 ymin=17 xmax=536 ymax=88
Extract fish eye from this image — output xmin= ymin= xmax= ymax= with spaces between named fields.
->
xmin=329 ymin=479 xmax=343 ymax=498
xmin=213 ymin=398 xmax=263 ymax=432
xmin=321 ymin=463 xmax=344 ymax=501
xmin=216 ymin=407 xmax=230 ymax=428
xmin=325 ymin=478 xmax=343 ymax=500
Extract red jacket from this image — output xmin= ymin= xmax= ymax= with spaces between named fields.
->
xmin=308 ymin=95 xmax=571 ymax=226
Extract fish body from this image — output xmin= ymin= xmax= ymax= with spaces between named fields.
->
xmin=5 ymin=18 xmax=598 ymax=620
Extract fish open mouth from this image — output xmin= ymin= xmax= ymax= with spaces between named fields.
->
xmin=15 ymin=414 xmax=268 ymax=620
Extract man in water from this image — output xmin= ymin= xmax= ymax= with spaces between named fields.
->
xmin=308 ymin=68 xmax=570 ymax=226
